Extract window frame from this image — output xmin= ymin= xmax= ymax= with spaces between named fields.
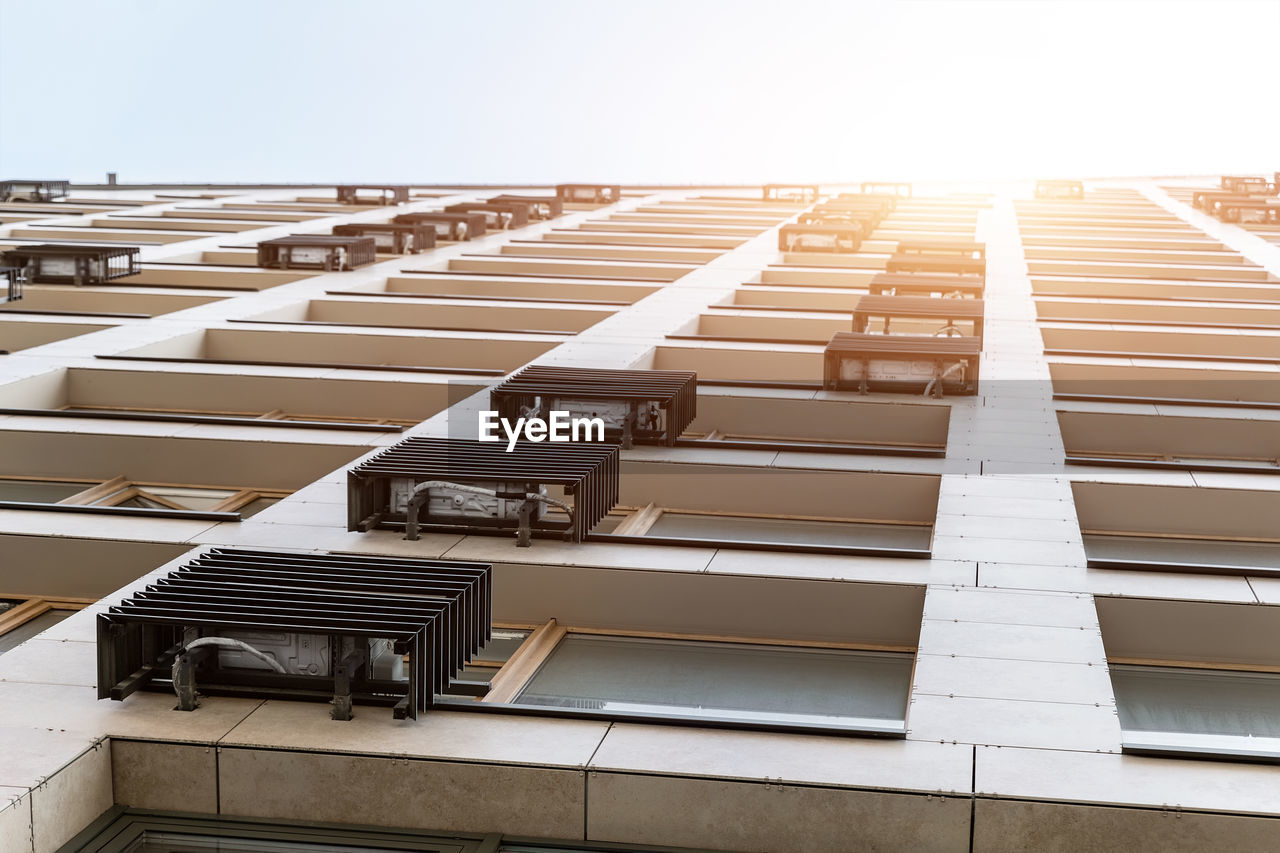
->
xmin=0 ymin=594 xmax=89 ymax=653
xmin=0 ymin=474 xmax=289 ymax=521
xmin=440 ymin=619 xmax=916 ymax=738
xmin=1108 ymin=660 xmax=1280 ymax=764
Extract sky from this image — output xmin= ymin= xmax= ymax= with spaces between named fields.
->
xmin=0 ymin=0 xmax=1276 ymax=185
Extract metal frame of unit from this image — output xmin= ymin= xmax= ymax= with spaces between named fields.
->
xmin=886 ymin=249 xmax=986 ymax=278
xmin=895 ymin=239 xmax=986 ymax=261
xmin=1212 ymin=198 xmax=1280 ymax=225
xmin=1193 ymin=190 xmax=1252 ymax=212
xmin=777 ymin=222 xmax=864 ymax=253
xmin=490 ymin=365 xmax=697 ymax=448
xmin=488 ymin=194 xmax=565 ymax=220
xmin=1219 ymin=175 xmax=1277 ymax=195
xmin=392 ymin=211 xmax=488 ymax=241
xmin=0 ymin=265 xmax=22 ymax=304
xmin=256 ymin=235 xmax=377 ymax=271
xmin=823 ymin=332 xmax=981 ymax=398
xmin=444 ymin=201 xmax=530 ymax=230
xmin=869 ymin=272 xmax=985 ymax=299
xmin=799 ymin=210 xmax=881 ymax=232
xmin=860 ymin=181 xmax=912 ymax=198
xmin=556 ymin=184 xmax=622 ymax=204
xmin=832 ymin=192 xmax=899 ymax=212
xmin=0 ymin=244 xmax=140 ymax=285
xmin=96 ymin=547 xmax=493 ymax=721
xmin=852 ymin=294 xmax=986 ymax=342
xmin=348 ymin=437 xmax=619 ymax=546
xmin=1034 ymin=179 xmax=1084 ymax=200
xmin=335 ymin=185 xmax=410 ymax=205
xmin=332 ymin=222 xmax=437 ymax=254
xmin=0 ymin=179 xmax=70 ymax=203
xmin=762 ymin=184 xmax=820 ymax=203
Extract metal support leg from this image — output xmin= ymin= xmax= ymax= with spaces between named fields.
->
xmin=516 ymin=500 xmax=534 ymax=548
xmin=172 ymin=650 xmax=200 ymax=712
xmin=331 ymin=646 xmax=366 ymax=722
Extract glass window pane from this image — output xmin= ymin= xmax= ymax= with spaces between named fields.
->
xmin=125 ymin=831 xmax=463 ymax=852
xmin=515 ymin=635 xmax=912 ymax=726
xmin=238 ymin=496 xmax=281 ymax=518
xmin=0 ymin=610 xmax=72 ymax=655
xmin=1112 ymin=666 xmax=1280 ymax=738
xmin=644 ymin=512 xmax=931 ymax=550
xmin=0 ymin=480 xmax=91 ymax=503
xmin=140 ymin=486 xmax=239 ymax=511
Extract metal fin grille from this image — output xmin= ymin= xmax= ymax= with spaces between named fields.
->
xmin=348 ymin=436 xmax=619 ymax=542
xmin=96 ymin=547 xmax=491 ymax=720
xmin=490 ymin=365 xmax=697 ymax=447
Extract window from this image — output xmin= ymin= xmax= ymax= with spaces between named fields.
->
xmin=0 ymin=595 xmax=87 ymax=655
xmin=0 ymin=476 xmax=287 ymax=519
xmin=594 ymin=505 xmax=933 ymax=553
xmin=1111 ymin=665 xmax=1280 ymax=762
xmin=465 ymin=621 xmax=914 ymax=736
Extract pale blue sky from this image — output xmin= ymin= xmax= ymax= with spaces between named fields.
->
xmin=1 ymin=0 xmax=1276 ymax=184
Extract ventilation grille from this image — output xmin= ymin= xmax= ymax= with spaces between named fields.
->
xmin=2 ymin=244 xmax=141 ymax=284
xmin=96 ymin=547 xmax=492 ymax=720
xmin=491 ymin=365 xmax=697 ymax=447
xmin=348 ymin=436 xmax=619 ymax=542
xmin=256 ymin=235 xmax=377 ymax=270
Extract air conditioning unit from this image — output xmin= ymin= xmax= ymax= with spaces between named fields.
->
xmin=490 ymin=365 xmax=697 ymax=448
xmin=852 ymin=294 xmax=986 ymax=343
xmin=348 ymin=437 xmax=619 ymax=546
xmin=762 ymin=184 xmax=819 ymax=203
xmin=870 ymin=272 xmax=985 ymax=299
xmin=392 ymin=211 xmax=488 ymax=241
xmin=332 ymin=222 xmax=436 ymax=254
xmin=256 ymin=235 xmax=377 ymax=271
xmin=0 ymin=179 xmax=70 ymax=203
xmin=860 ymin=181 xmax=912 ymax=198
xmin=488 ymin=194 xmax=564 ymax=220
xmin=1034 ymin=180 xmax=1084 ymax=200
xmin=798 ymin=210 xmax=881 ymax=232
xmin=1192 ymin=190 xmax=1250 ymax=211
xmin=823 ymin=332 xmax=981 ymax=397
xmin=444 ymin=202 xmax=529 ymax=230
xmin=556 ymin=184 xmax=622 ymax=205
xmin=1211 ymin=198 xmax=1280 ymax=225
xmin=1219 ymin=175 xmax=1277 ymax=195
xmin=96 ymin=547 xmax=492 ymax=720
xmin=0 ymin=265 xmax=23 ymax=304
xmin=0 ymin=244 xmax=140 ymax=285
xmin=886 ymin=245 xmax=986 ymax=278
xmin=778 ymin=222 xmax=864 ymax=253
xmin=335 ymin=185 xmax=410 ymax=205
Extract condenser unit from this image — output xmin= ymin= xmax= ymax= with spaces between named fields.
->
xmin=823 ymin=332 xmax=980 ymax=397
xmin=0 ymin=266 xmax=22 ymax=304
xmin=556 ymin=184 xmax=622 ymax=205
xmin=860 ymin=181 xmax=912 ymax=198
xmin=1192 ymin=190 xmax=1249 ymax=212
xmin=1211 ymin=198 xmax=1280 ymax=225
xmin=0 ymin=179 xmax=70 ymax=203
xmin=96 ymin=547 xmax=492 ymax=720
xmin=490 ymin=365 xmax=697 ymax=448
xmin=1034 ymin=180 xmax=1084 ymax=200
xmin=348 ymin=437 xmax=619 ymax=546
xmin=1219 ymin=175 xmax=1277 ymax=195
xmin=778 ymin=222 xmax=863 ymax=253
xmin=852 ymin=294 xmax=986 ymax=343
xmin=886 ymin=246 xmax=986 ymax=277
xmin=1 ymin=244 xmax=140 ymax=285
xmin=256 ymin=235 xmax=377 ymax=271
xmin=332 ymin=222 xmax=436 ymax=254
xmin=444 ymin=202 xmax=530 ymax=230
xmin=762 ymin=184 xmax=819 ymax=203
xmin=798 ymin=210 xmax=881 ymax=232
xmin=488 ymin=194 xmax=564 ymax=220
xmin=335 ymin=185 xmax=410 ymax=205
xmin=392 ymin=211 xmax=487 ymax=241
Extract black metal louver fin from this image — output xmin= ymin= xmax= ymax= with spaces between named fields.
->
xmin=348 ymin=436 xmax=619 ymax=545
xmin=96 ymin=547 xmax=492 ymax=721
xmin=1 ymin=244 xmax=141 ymax=285
xmin=256 ymin=235 xmax=377 ymax=271
xmin=490 ymin=365 xmax=697 ymax=448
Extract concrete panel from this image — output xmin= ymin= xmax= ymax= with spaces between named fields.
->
xmin=30 ymin=741 xmax=111 ymax=853
xmin=0 ymin=788 xmax=32 ymax=853
xmin=587 ymin=771 xmax=971 ymax=853
xmin=111 ymin=740 xmax=217 ymax=813
xmin=218 ymin=748 xmax=584 ymax=838
xmin=974 ymin=798 xmax=1280 ymax=852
